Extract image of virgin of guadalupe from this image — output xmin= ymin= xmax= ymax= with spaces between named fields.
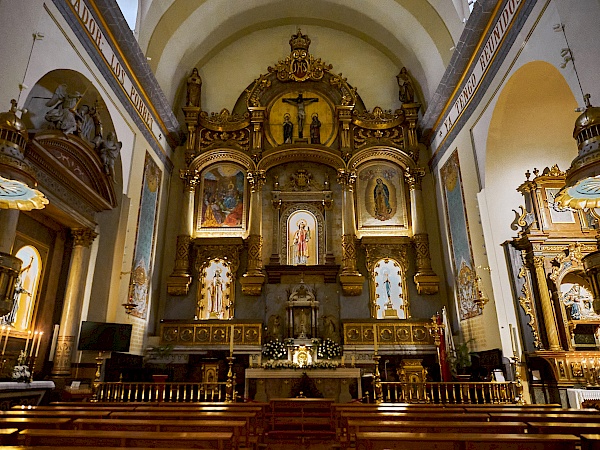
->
xmin=373 ymin=178 xmax=392 ymax=220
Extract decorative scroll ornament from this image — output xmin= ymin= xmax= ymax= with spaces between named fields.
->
xmin=518 ymin=261 xmax=541 ymax=348
xmin=352 ymin=107 xmax=404 ymax=129
xmin=199 ymin=129 xmax=249 ymax=152
xmin=549 ymin=242 xmax=586 ymax=282
xmin=199 ymin=109 xmax=250 ymax=131
xmin=268 ymin=29 xmax=333 ymax=83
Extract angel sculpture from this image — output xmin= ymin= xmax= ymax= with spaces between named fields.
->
xmin=97 ymin=131 xmax=122 ymax=178
xmin=45 ymin=84 xmax=83 ymax=134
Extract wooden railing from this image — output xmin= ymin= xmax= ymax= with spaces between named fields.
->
xmin=93 ymin=381 xmax=228 ymax=402
xmin=378 ymin=381 xmax=519 ymax=404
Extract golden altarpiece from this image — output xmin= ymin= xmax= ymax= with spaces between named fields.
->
xmin=506 ymin=165 xmax=600 ymax=403
xmin=161 ymin=31 xmax=443 ymax=399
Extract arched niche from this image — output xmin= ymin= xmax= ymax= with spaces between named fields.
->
xmin=372 ymin=258 xmax=408 ymax=319
xmin=280 ymin=203 xmax=325 ymax=265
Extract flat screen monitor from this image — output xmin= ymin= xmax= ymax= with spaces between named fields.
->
xmin=77 ymin=321 xmax=132 ymax=352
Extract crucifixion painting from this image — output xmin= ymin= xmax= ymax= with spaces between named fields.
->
xmin=282 ymin=93 xmax=318 ymax=139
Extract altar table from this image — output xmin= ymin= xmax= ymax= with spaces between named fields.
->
xmin=0 ymin=381 xmax=55 ymax=410
xmin=244 ymin=368 xmax=361 ymax=402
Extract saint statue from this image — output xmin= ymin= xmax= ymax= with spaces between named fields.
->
xmin=283 ymin=113 xmax=293 ymax=144
xmin=186 ymin=68 xmax=202 ymax=107
xmin=207 ymin=268 xmax=225 ymax=317
xmin=45 ymin=84 xmax=83 ymax=134
xmin=396 ymin=67 xmax=415 ymax=104
xmin=374 ymin=178 xmax=392 ymax=220
xmin=282 ymin=93 xmax=318 ymax=138
xmin=383 ymin=271 xmax=393 ymax=308
xmin=292 ymin=219 xmax=311 ymax=265
xmin=310 ymin=113 xmax=321 ymax=144
xmin=97 ymin=131 xmax=122 ymax=178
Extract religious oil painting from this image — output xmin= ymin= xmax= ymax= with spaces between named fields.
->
xmin=560 ymin=282 xmax=600 ymax=321
xmin=356 ymin=162 xmax=408 ymax=234
xmin=130 ymin=153 xmax=162 ymax=319
xmin=287 ymin=210 xmax=318 ymax=266
xmin=198 ymin=259 xmax=233 ymax=320
xmin=440 ymin=150 xmax=481 ymax=320
xmin=374 ymin=259 xmax=406 ymax=319
xmin=198 ymin=164 xmax=246 ymax=230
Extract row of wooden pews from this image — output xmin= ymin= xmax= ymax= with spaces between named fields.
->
xmin=0 ymin=401 xmax=269 ymax=449
xmin=332 ymin=402 xmax=600 ymax=450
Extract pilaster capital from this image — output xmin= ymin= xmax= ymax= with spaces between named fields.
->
xmin=247 ymin=170 xmax=266 ymax=192
xmin=404 ymin=167 xmax=426 ymax=191
xmin=180 ymin=169 xmax=199 ymax=191
xmin=71 ymin=228 xmax=98 ymax=247
xmin=336 ymin=169 xmax=356 ymax=188
xmin=533 ymin=255 xmax=546 ymax=268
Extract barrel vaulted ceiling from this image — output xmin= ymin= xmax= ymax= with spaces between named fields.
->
xmin=137 ymin=0 xmax=466 ymax=114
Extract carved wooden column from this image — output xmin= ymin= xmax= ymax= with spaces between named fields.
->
xmin=249 ymin=107 xmax=266 ymax=162
xmin=52 ymin=228 xmax=98 ymax=376
xmin=168 ymin=170 xmax=198 ymax=295
xmin=405 ymin=167 xmax=439 ymax=294
xmin=269 ymin=178 xmax=281 ymax=264
xmin=533 ymin=255 xmax=561 ymax=351
xmin=337 ymin=169 xmax=363 ymax=295
xmin=336 ymin=106 xmax=353 ymax=161
xmin=241 ymin=170 xmax=266 ymax=295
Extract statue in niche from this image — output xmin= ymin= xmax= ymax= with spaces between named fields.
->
xmin=283 ymin=113 xmax=293 ymax=144
xmin=186 ymin=68 xmax=202 ymax=107
xmin=396 ymin=67 xmax=415 ymax=104
xmin=207 ymin=268 xmax=225 ymax=318
xmin=45 ymin=84 xmax=83 ymax=134
xmin=268 ymin=314 xmax=283 ymax=341
xmin=322 ymin=315 xmax=337 ymax=341
xmin=373 ymin=178 xmax=392 ymax=220
xmin=292 ymin=219 xmax=311 ymax=265
xmin=97 ymin=131 xmax=122 ymax=178
xmin=282 ymin=93 xmax=318 ymax=138
xmin=310 ymin=113 xmax=321 ymax=144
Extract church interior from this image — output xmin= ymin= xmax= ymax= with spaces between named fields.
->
xmin=1 ymin=0 xmax=600 ymax=448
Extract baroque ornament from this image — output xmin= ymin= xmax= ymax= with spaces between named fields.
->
xmin=268 ymin=29 xmax=333 ymax=83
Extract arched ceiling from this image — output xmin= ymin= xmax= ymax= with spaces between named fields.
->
xmin=138 ymin=0 xmax=463 ymax=112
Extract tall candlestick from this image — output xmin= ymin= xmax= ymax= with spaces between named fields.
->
xmin=24 ymin=331 xmax=31 ymax=356
xmin=34 ymin=332 xmax=43 ymax=358
xmin=373 ymin=324 xmax=378 ymax=353
xmin=229 ymin=325 xmax=234 ymax=355
xmin=509 ymin=324 xmax=518 ymax=357
xmin=1 ymin=328 xmax=10 ymax=356
xmin=30 ymin=332 xmax=38 ymax=357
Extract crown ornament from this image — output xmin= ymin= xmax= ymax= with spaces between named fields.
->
xmin=289 ymin=28 xmax=311 ymax=52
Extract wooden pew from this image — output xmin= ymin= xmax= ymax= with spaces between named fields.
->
xmin=73 ymin=418 xmax=247 ymax=449
xmin=343 ymin=420 xmax=527 ymax=449
xmin=488 ymin=412 xmax=600 ymax=423
xmin=354 ymin=431 xmax=580 ymax=450
xmin=0 ymin=410 xmax=110 ymax=419
xmin=12 ymin=405 xmax=136 ymax=411
xmin=0 ymin=430 xmax=18 ymax=446
xmin=19 ymin=429 xmax=233 ymax=449
xmin=0 ymin=418 xmax=71 ymax=430
xmin=528 ymin=422 xmax=600 ymax=436
xmin=581 ymin=434 xmax=600 ymax=450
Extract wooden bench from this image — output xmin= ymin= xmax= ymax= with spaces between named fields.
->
xmin=0 ymin=418 xmax=71 ymax=430
xmin=72 ymin=418 xmax=248 ymax=449
xmin=354 ymin=431 xmax=580 ymax=450
xmin=267 ymin=398 xmax=335 ymax=440
xmin=14 ymin=405 xmax=136 ymax=411
xmin=581 ymin=434 xmax=600 ymax=450
xmin=489 ymin=412 xmax=600 ymax=423
xmin=527 ymin=422 xmax=600 ymax=436
xmin=19 ymin=429 xmax=233 ymax=449
xmin=0 ymin=410 xmax=110 ymax=419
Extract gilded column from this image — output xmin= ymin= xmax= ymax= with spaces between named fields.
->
xmin=337 ymin=169 xmax=364 ymax=295
xmin=269 ymin=177 xmax=281 ymax=265
xmin=52 ymin=228 xmax=98 ymax=376
xmin=241 ymin=170 xmax=266 ymax=295
xmin=533 ymin=256 xmax=561 ymax=351
xmin=167 ymin=170 xmax=198 ymax=295
xmin=405 ymin=167 xmax=439 ymax=294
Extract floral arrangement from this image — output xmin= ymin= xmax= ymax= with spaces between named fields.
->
xmin=12 ymin=350 xmax=31 ymax=383
xmin=317 ymin=338 xmax=342 ymax=359
xmin=262 ymin=360 xmax=339 ymax=370
xmin=262 ymin=340 xmax=288 ymax=360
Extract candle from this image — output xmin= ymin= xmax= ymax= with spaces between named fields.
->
xmin=34 ymin=332 xmax=43 ymax=357
xmin=373 ymin=324 xmax=378 ymax=353
xmin=1 ymin=328 xmax=10 ymax=356
xmin=29 ymin=332 xmax=38 ymax=357
xmin=0 ymin=326 xmax=5 ymax=351
xmin=351 ymin=355 xmax=356 ymax=367
xmin=341 ymin=355 xmax=345 ymax=366
xmin=229 ymin=325 xmax=234 ymax=355
xmin=24 ymin=331 xmax=31 ymax=356
xmin=509 ymin=324 xmax=518 ymax=357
